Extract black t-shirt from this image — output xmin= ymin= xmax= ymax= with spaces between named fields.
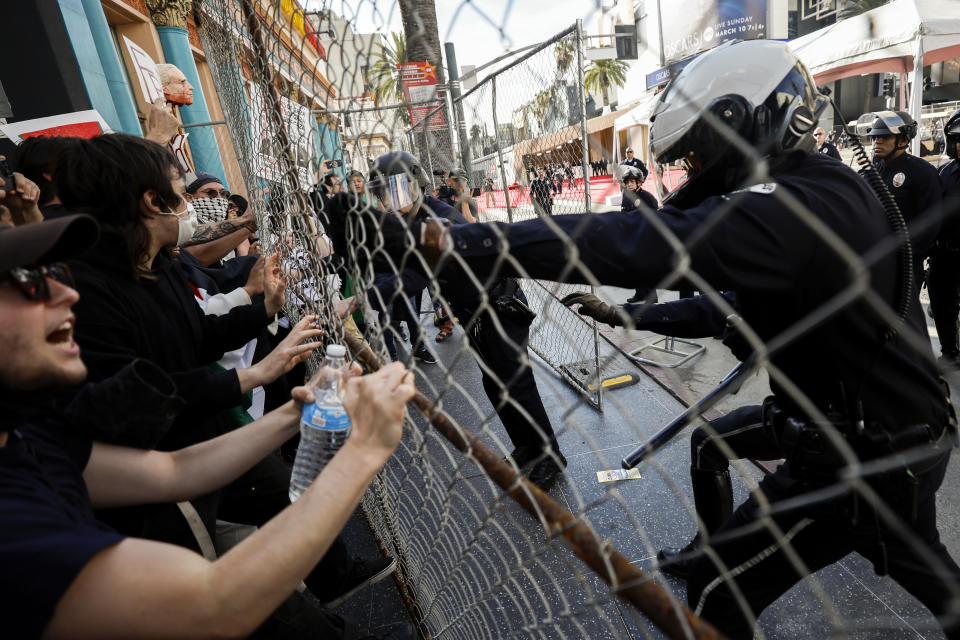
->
xmin=0 ymin=420 xmax=124 ymax=639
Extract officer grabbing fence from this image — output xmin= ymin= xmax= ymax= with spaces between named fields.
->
xmin=414 ymin=40 xmax=960 ymax=638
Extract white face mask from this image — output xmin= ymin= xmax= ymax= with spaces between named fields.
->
xmin=159 ymin=198 xmax=198 ymax=247
xmin=176 ymin=204 xmax=199 ymax=246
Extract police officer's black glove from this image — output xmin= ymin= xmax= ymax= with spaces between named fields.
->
xmin=560 ymin=292 xmax=621 ymax=327
xmin=322 ymin=193 xmax=413 ymax=271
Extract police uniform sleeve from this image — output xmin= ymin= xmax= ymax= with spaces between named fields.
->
xmin=449 ymin=193 xmax=805 ymax=292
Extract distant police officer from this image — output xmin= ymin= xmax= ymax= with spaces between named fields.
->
xmin=861 ymin=110 xmax=943 ymax=273
xmin=620 ymin=165 xmax=658 ymax=213
xmin=529 ymin=167 xmax=554 ymax=216
xmin=325 ymin=151 xmax=568 ymax=490
xmin=620 ymin=164 xmax=660 ymax=303
xmin=621 ymin=147 xmax=648 ymax=181
xmin=425 ymin=40 xmax=960 ymax=638
xmin=814 ymin=127 xmax=842 ymax=160
xmin=928 ymin=109 xmax=960 ymax=368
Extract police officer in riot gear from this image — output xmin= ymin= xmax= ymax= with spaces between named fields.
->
xmin=324 ymin=151 xmax=567 ymax=490
xmin=415 ymin=40 xmax=960 ymax=638
xmin=860 ymin=110 xmax=943 ymax=271
xmin=929 ymin=109 xmax=960 ymax=368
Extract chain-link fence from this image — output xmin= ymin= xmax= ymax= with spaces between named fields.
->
xmin=195 ymin=1 xmax=960 ymax=638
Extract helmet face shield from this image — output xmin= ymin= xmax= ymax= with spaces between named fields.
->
xmin=859 ymin=110 xmax=917 ymax=139
xmin=379 ymin=173 xmax=419 ymax=212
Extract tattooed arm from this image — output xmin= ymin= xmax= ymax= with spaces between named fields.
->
xmin=181 ymin=212 xmax=256 ymax=247
xmin=180 ymin=213 xmax=255 ymax=265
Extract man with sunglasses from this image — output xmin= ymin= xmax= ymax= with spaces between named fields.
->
xmin=814 ymin=127 xmax=841 ymax=160
xmin=184 ymin=171 xmax=257 ymax=266
xmin=0 ymin=214 xmax=416 ymax=639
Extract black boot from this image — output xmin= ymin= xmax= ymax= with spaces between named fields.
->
xmin=657 ymin=468 xmax=733 ymax=579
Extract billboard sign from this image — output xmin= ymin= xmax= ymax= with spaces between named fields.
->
xmin=659 ymin=0 xmax=767 ymax=65
xmin=398 ymin=62 xmax=447 ymax=131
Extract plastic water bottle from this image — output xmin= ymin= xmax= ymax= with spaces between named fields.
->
xmin=289 ymin=344 xmax=351 ymax=502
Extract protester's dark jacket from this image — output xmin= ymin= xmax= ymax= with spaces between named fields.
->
xmin=67 ymin=231 xmax=270 ymax=449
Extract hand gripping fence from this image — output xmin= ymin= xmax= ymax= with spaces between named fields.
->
xmin=194 ymin=0 xmax=960 ymax=638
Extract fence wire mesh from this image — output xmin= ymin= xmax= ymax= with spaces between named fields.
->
xmin=195 ymin=1 xmax=960 ymax=638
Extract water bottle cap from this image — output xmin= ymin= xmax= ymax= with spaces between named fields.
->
xmin=326 ymin=344 xmax=347 ymax=358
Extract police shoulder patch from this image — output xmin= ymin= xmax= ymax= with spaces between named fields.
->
xmin=892 ymin=172 xmax=906 ymax=188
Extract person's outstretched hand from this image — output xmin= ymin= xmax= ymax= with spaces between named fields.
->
xmin=291 ymin=361 xmax=362 ymax=409
xmin=559 ymin=292 xmax=619 ymax=327
xmin=263 ymin=252 xmax=286 ymax=317
xmin=243 ymin=256 xmax=265 ymax=299
xmin=343 ymin=363 xmax=414 ymax=458
xmin=249 ymin=315 xmax=323 ymax=386
xmin=145 ymin=99 xmax=181 ymax=146
xmin=1 ymin=170 xmax=43 ymax=225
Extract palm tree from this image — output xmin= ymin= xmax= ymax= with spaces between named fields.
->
xmin=398 ymin=0 xmax=454 ymax=166
xmin=367 ymin=32 xmax=410 ymax=125
xmin=531 ymin=89 xmax=553 ymax=132
xmin=555 ymin=39 xmax=575 ymax=77
xmin=584 ymin=58 xmax=629 ymax=108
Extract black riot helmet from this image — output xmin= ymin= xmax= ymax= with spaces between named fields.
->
xmin=649 ymin=40 xmax=827 ymax=208
xmin=368 ymin=151 xmax=430 ymax=212
xmin=619 ymin=164 xmax=646 ymax=184
xmin=860 ymin=110 xmax=918 ymax=143
xmin=944 ymin=109 xmax=960 ymax=160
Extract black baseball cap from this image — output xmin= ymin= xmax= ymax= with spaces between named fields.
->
xmin=186 ymin=172 xmax=224 ymax=194
xmin=0 ymin=215 xmax=99 ymax=273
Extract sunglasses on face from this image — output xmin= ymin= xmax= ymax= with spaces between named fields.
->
xmin=1 ymin=263 xmax=74 ymax=301
xmin=198 ymin=188 xmax=230 ymax=199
